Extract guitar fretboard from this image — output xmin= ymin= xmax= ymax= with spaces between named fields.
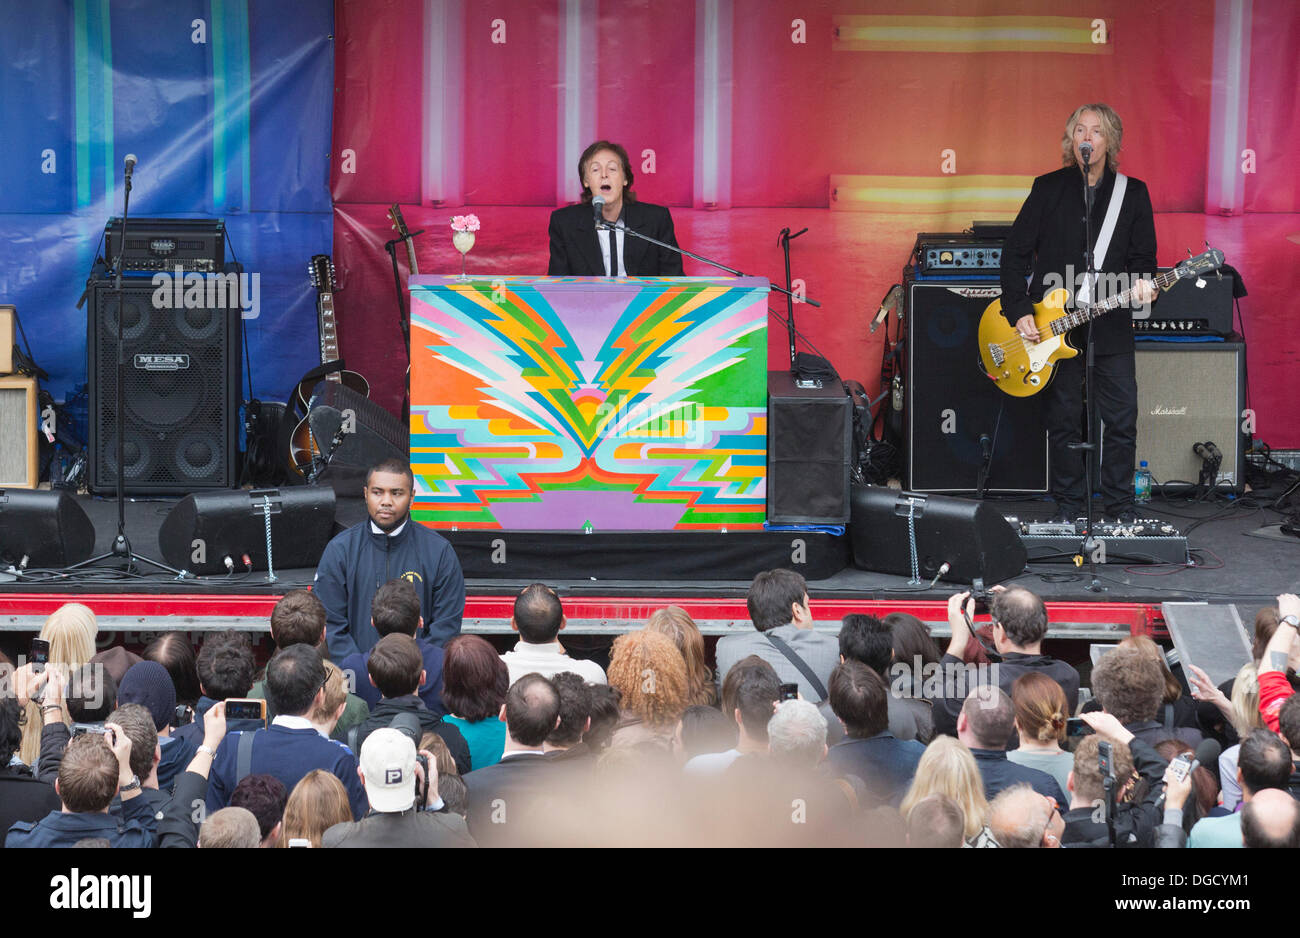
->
xmin=318 ymin=292 xmax=342 ymax=382
xmin=1049 ymin=267 xmax=1183 ymax=336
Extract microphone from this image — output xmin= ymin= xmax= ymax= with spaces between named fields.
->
xmin=1079 ymin=142 xmax=1092 ymax=167
xmin=592 ymin=195 xmax=606 ymax=227
xmin=870 ymin=284 xmax=903 ymax=334
xmin=1193 ymin=442 xmax=1222 ymax=463
xmin=124 ymin=154 xmax=137 ymax=177
xmin=979 ymin=434 xmax=993 ymax=462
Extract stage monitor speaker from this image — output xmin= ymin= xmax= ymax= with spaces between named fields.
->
xmin=767 ymin=370 xmax=851 ymax=524
xmin=0 ymin=375 xmax=38 ymax=488
xmin=1095 ymin=338 xmax=1248 ymax=492
xmin=87 ymin=280 xmax=241 ymax=493
xmin=306 ymin=382 xmax=407 ymax=495
xmin=0 ymin=489 xmax=96 ymax=567
xmin=906 ymin=280 xmax=1049 ymax=493
xmin=158 ymin=486 xmax=337 ymax=575
xmin=849 ymin=483 xmax=1026 ymax=585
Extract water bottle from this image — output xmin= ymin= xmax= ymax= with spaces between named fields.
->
xmin=1134 ymin=460 xmax=1152 ymax=504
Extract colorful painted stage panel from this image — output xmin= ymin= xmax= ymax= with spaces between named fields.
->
xmin=408 ymin=275 xmax=769 ymax=531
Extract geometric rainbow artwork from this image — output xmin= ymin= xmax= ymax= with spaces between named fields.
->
xmin=408 ymin=275 xmax=769 ymax=531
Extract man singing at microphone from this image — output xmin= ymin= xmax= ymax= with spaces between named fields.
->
xmin=547 ymin=140 xmax=684 ymax=277
xmin=1000 ymin=104 xmax=1159 ymax=525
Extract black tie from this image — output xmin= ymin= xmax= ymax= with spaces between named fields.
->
xmin=607 ymin=225 xmax=619 ymax=276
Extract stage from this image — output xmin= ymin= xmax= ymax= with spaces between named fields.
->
xmin=2 ymin=487 xmax=1296 ymax=667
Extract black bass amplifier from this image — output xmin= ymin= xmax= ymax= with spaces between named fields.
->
xmin=1133 ymin=268 xmax=1234 ymax=336
xmin=104 ymin=218 xmax=225 ymax=273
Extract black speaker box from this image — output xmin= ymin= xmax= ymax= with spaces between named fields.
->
xmin=906 ymin=280 xmax=1049 ymax=493
xmin=306 ymin=382 xmax=407 ymax=495
xmin=87 ymin=279 xmax=241 ymax=493
xmin=158 ymin=486 xmax=336 ymax=574
xmin=849 ymin=483 xmax=1026 ymax=585
xmin=0 ymin=489 xmax=96 ymax=567
xmin=767 ymin=370 xmax=851 ymax=524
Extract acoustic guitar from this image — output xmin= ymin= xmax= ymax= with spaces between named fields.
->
xmin=977 ymin=248 xmax=1224 ymax=398
xmin=287 ymin=254 xmax=372 ymax=475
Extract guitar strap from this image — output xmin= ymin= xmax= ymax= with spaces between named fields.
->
xmin=1076 ymin=173 xmax=1127 ymax=305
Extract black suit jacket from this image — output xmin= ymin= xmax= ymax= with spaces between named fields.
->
xmin=547 ymin=201 xmax=684 ymax=277
xmin=463 ymin=752 xmax=556 ymax=846
xmin=999 ymin=165 xmax=1157 ymax=356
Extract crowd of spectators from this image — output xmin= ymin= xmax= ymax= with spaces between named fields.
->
xmin=3 ymin=571 xmax=1298 ymax=849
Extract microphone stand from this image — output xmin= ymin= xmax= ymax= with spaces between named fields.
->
xmin=595 ymin=217 xmax=819 ymax=311
xmin=1070 ymin=149 xmax=1104 ymax=592
xmin=68 ymin=160 xmax=189 ymax=578
xmin=778 ymin=226 xmax=809 ymax=379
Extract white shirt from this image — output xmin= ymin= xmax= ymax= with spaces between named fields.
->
xmin=272 ymin=714 xmax=328 ymax=739
xmin=597 ymin=220 xmax=626 ymax=277
xmin=370 ymin=519 xmax=408 ymax=537
xmin=683 ymin=748 xmax=743 ymax=776
xmin=500 ymin=641 xmax=608 ymax=686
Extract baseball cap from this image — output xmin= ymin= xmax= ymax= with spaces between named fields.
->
xmin=360 ymin=728 xmax=417 ymax=813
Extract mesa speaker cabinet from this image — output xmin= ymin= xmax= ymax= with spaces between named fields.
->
xmin=1099 ymin=338 xmax=1248 ymax=492
xmin=87 ymin=280 xmax=241 ymax=493
xmin=906 ymin=280 xmax=1049 ymax=493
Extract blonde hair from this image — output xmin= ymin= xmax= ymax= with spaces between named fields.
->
xmin=20 ymin=603 xmax=98 ymax=765
xmin=309 ymin=660 xmax=349 ymax=732
xmin=1230 ymin=662 xmax=1264 ymax=737
xmin=277 ymin=770 xmax=352 ymax=847
xmin=901 ymin=736 xmax=989 ymax=841
xmin=645 ymin=606 xmax=716 ymax=707
xmin=1061 ymin=103 xmax=1123 ymax=172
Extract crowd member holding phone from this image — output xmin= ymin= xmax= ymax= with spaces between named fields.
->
xmin=6 ymin=723 xmax=153 ymax=848
xmin=205 ymin=645 xmax=368 ymax=820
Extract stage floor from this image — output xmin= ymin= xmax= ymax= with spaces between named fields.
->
xmin=3 ymin=489 xmax=1296 ymax=611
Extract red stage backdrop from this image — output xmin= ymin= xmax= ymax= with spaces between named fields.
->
xmin=331 ymin=0 xmax=1300 ymax=450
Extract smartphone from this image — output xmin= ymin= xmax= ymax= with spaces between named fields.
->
xmin=1066 ymin=717 xmax=1091 ymax=739
xmin=224 ymin=698 xmax=267 ymax=726
xmin=1168 ymin=752 xmax=1195 ymax=783
xmin=779 ymin=682 xmax=799 ymax=701
xmin=71 ymin=722 xmax=107 ymax=738
xmin=29 ymin=638 xmax=50 ymax=674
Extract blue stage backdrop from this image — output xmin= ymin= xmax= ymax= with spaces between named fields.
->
xmin=0 ymin=0 xmax=333 ymax=424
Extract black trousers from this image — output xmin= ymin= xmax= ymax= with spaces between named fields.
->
xmin=1044 ymin=347 xmax=1137 ymax=514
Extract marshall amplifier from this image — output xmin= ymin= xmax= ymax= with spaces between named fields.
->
xmin=1094 ymin=337 xmax=1247 ymax=493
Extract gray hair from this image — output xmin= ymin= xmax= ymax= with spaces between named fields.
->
xmin=767 ymin=699 xmax=827 ymax=766
xmin=988 ymin=783 xmax=1051 ymax=849
xmin=199 ymin=807 xmax=263 ymax=849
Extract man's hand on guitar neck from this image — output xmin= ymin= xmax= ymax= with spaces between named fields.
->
xmin=1015 ymin=314 xmax=1040 ymax=343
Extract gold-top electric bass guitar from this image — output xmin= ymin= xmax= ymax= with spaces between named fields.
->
xmin=978 ymin=247 xmax=1224 ymax=398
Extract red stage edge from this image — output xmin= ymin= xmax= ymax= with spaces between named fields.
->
xmin=0 ymin=592 xmax=1166 ymax=639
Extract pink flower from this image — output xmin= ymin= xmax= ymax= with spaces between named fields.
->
xmin=450 ymin=215 xmax=468 ymax=231
xmin=464 ymin=214 xmax=481 ymax=232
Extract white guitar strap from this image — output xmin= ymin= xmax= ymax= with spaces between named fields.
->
xmin=1076 ymin=172 xmax=1127 ymax=305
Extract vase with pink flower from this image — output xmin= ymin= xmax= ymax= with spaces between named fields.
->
xmin=450 ymin=214 xmax=480 ymax=281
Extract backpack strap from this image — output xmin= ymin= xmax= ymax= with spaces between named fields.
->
xmin=235 ymin=729 xmax=258 ymax=784
xmin=348 ymin=725 xmax=359 ymax=753
xmin=764 ymin=632 xmax=828 ymax=703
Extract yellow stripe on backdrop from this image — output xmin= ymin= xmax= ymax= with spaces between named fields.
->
xmin=831 ymin=15 xmax=1113 ymax=55
xmin=830 ymin=175 xmax=1034 ymax=215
